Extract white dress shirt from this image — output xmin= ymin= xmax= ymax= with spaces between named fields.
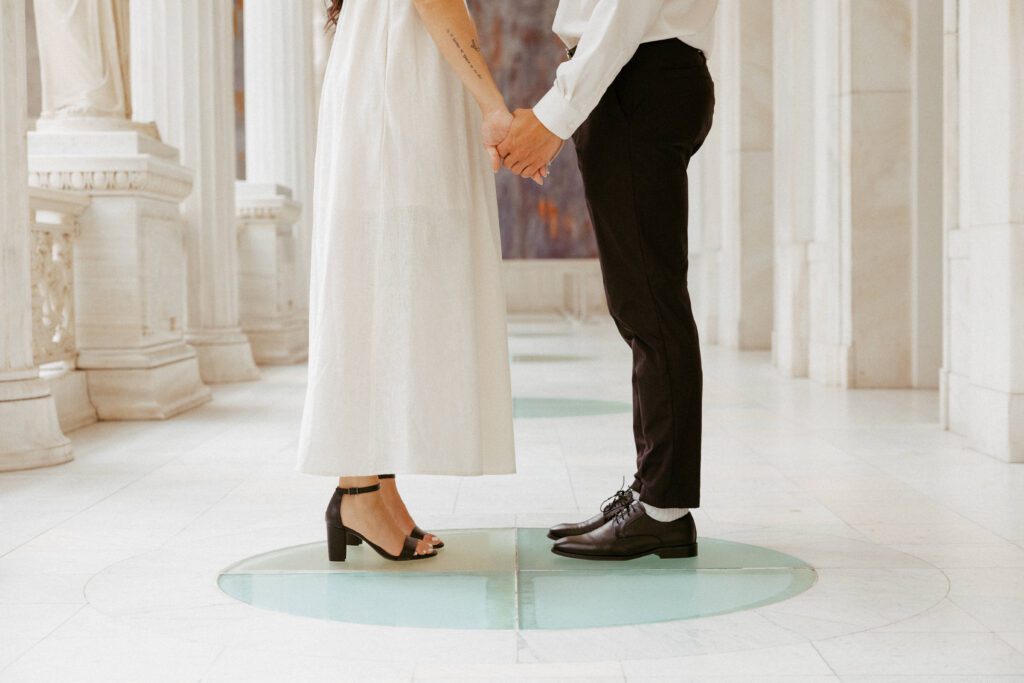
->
xmin=533 ymin=0 xmax=719 ymax=140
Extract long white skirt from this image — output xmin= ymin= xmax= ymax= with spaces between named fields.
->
xmin=295 ymin=0 xmax=516 ymax=476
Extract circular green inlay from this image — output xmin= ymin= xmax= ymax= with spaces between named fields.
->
xmin=218 ymin=529 xmax=816 ymax=630
xmin=513 ymin=398 xmax=632 ymax=419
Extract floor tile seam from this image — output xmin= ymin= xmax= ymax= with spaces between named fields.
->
xmin=78 ymin=465 xmax=274 ymax=612
xmin=796 ymin=437 xmax=977 ymax=544
xmin=195 ymin=643 xmax=228 ymax=682
xmin=513 ymin=530 xmax=521 ymax=632
xmin=216 ymin=565 xmax=815 ymax=577
xmin=0 ymin=602 xmax=87 ymax=674
xmin=0 ymin=460 xmax=169 ymax=561
xmin=219 ymin=569 xmax=514 ymax=577
xmin=89 ymin=598 xmax=238 ymax=621
xmin=1 ymin=413 xmax=250 ymax=563
xmin=167 ymin=457 xmax=280 ymax=542
xmin=807 ymin=640 xmax=842 ymax=679
xmin=772 ymin=583 xmax=953 ymax=647
xmin=945 ymin=594 xmax=1008 ymax=634
xmin=994 ymin=631 xmax=1024 ymax=658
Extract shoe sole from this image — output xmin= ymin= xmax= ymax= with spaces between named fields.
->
xmin=550 ymin=542 xmax=698 ymax=561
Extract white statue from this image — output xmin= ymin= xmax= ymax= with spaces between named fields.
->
xmin=33 ymin=0 xmax=132 ymax=124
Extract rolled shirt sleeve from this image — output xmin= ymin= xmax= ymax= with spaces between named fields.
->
xmin=533 ymin=0 xmax=664 ymax=140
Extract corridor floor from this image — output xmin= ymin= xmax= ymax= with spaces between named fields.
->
xmin=2 ymin=316 xmax=1024 ymax=681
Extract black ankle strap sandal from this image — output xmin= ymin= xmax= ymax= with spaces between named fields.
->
xmin=375 ymin=475 xmax=445 ymax=549
xmin=324 ymin=484 xmax=436 ymax=562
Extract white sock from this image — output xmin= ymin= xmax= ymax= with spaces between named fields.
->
xmin=640 ymin=502 xmax=690 ymax=522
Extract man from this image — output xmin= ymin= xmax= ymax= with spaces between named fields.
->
xmin=497 ymin=0 xmax=718 ymax=560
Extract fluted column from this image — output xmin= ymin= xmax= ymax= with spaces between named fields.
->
xmin=131 ymin=0 xmax=258 ymax=384
xmin=943 ymin=0 xmax=1024 ymax=462
xmin=801 ymin=0 xmax=918 ymax=388
xmin=243 ymin=0 xmax=316 ymax=350
xmin=0 ymin=0 xmax=72 ymax=471
xmin=771 ymin=0 xmax=815 ymax=376
xmin=713 ymin=0 xmax=774 ymax=350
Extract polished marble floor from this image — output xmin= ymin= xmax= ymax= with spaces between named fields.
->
xmin=2 ymin=315 xmax=1024 ymax=681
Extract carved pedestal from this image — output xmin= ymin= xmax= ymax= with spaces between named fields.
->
xmin=28 ymin=130 xmax=212 ymax=420
xmin=29 ymin=187 xmax=98 ymax=433
xmin=236 ymin=182 xmax=307 ymax=365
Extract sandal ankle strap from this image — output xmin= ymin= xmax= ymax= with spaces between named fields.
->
xmin=336 ymin=483 xmax=381 ymax=495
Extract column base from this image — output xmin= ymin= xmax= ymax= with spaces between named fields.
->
xmin=81 ymin=343 xmax=212 ymax=420
xmin=246 ymin=320 xmax=309 ymax=365
xmin=947 ymin=371 xmax=1024 ymax=463
xmin=187 ymin=328 xmax=260 ymax=384
xmin=0 ymin=378 xmax=73 ymax=472
xmin=43 ymin=368 xmax=98 ymax=433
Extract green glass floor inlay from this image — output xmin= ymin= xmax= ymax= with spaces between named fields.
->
xmin=513 ymin=398 xmax=632 ymax=419
xmin=218 ymin=529 xmax=816 ymax=630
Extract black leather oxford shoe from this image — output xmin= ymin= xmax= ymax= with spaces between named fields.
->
xmin=548 ymin=485 xmax=636 ymax=540
xmin=551 ymin=501 xmax=698 ymax=560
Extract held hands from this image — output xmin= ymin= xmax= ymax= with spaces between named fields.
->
xmin=481 ymin=107 xmax=563 ymax=186
xmin=481 ymin=108 xmax=514 ymax=173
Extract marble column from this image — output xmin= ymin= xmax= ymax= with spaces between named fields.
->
xmin=910 ymin=0 xmax=944 ymax=390
xmin=771 ymin=0 xmax=816 ymax=377
xmin=804 ymin=0 xmax=917 ymax=388
xmin=235 ymin=182 xmax=307 ymax=364
xmin=942 ymin=0 xmax=1024 ymax=462
xmin=712 ymin=0 xmax=774 ymax=350
xmin=243 ymin=0 xmax=317 ymax=352
xmin=689 ymin=51 xmax=724 ymax=345
xmin=0 ymin=0 xmax=72 ymax=471
xmin=28 ymin=1 xmax=211 ymax=420
xmin=131 ymin=0 xmax=259 ymax=384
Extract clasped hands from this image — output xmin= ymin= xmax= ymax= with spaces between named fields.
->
xmin=482 ymin=108 xmax=565 ymax=185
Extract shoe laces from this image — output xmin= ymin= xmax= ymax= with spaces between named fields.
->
xmin=612 ymin=500 xmax=640 ymax=527
xmin=600 ymin=483 xmax=634 ymax=515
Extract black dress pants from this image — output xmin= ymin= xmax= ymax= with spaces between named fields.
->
xmin=572 ymin=39 xmax=715 ymax=509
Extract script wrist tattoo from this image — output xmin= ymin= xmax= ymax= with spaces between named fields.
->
xmin=446 ymin=28 xmax=484 ymax=80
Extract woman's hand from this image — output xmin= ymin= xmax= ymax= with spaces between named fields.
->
xmin=481 ymin=107 xmax=513 ymax=173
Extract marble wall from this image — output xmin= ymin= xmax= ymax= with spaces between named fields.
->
xmin=466 ymin=0 xmax=597 ymax=259
xmin=942 ymin=0 xmax=1024 ymax=463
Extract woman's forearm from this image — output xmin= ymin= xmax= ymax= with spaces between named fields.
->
xmin=413 ymin=0 xmax=505 ymax=115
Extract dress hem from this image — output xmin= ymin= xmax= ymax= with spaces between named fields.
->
xmin=294 ymin=464 xmax=517 ymax=478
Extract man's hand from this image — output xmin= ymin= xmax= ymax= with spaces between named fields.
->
xmin=498 ymin=109 xmax=564 ymax=182
xmin=482 ymin=107 xmax=547 ymax=184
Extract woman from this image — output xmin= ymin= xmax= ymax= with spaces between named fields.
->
xmin=296 ymin=0 xmax=529 ymax=561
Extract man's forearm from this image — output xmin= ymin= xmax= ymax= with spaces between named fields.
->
xmin=534 ymin=0 xmax=662 ymax=138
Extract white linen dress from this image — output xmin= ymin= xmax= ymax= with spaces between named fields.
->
xmin=295 ymin=0 xmax=516 ymax=477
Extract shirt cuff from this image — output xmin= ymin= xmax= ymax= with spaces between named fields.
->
xmin=533 ymin=87 xmax=585 ymax=140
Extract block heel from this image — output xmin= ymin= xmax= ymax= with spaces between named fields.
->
xmin=656 ymin=543 xmax=698 ymax=559
xmin=327 ymin=522 xmax=348 ymax=562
